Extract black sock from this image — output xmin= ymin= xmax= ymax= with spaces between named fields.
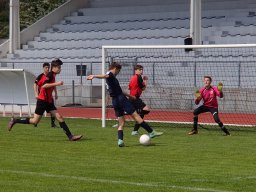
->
xmin=51 ymin=116 xmax=55 ymax=125
xmin=219 ymin=123 xmax=230 ymax=135
xmin=193 ymin=116 xmax=198 ymax=130
xmin=140 ymin=121 xmax=153 ymax=133
xmin=15 ymin=117 xmax=30 ymax=124
xmin=59 ymin=121 xmax=72 ymax=138
xmin=118 ymin=130 xmax=123 ymax=140
xmin=133 ymin=123 xmax=140 ymax=131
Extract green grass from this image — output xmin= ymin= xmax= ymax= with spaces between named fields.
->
xmin=0 ymin=117 xmax=255 ymax=192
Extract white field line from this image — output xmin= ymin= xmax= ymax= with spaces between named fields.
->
xmin=0 ymin=169 xmax=233 ymax=192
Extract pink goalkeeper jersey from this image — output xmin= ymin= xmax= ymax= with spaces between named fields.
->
xmin=195 ymin=86 xmax=223 ymax=108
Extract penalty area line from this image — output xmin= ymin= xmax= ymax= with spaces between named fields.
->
xmin=0 ymin=169 xmax=233 ymax=192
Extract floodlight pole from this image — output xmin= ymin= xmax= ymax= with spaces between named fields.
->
xmin=190 ymin=0 xmax=201 ymax=45
xmin=9 ymin=0 xmax=20 ymax=54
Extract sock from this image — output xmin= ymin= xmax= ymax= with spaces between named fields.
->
xmin=133 ymin=114 xmax=144 ymax=131
xmin=133 ymin=123 xmax=140 ymax=131
xmin=140 ymin=121 xmax=153 ymax=133
xmin=15 ymin=117 xmax=30 ymax=124
xmin=219 ymin=123 xmax=230 ymax=135
xmin=59 ymin=121 xmax=72 ymax=138
xmin=51 ymin=116 xmax=55 ymax=125
xmin=118 ymin=130 xmax=123 ymax=140
xmin=193 ymin=116 xmax=198 ymax=130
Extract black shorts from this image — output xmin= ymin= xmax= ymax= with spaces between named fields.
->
xmin=193 ymin=105 xmax=218 ymax=116
xmin=112 ymin=94 xmax=136 ymax=117
xmin=35 ymin=99 xmax=57 ymax=116
xmin=130 ymin=97 xmax=146 ymax=114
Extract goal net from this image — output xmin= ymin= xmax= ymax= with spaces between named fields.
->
xmin=101 ymin=44 xmax=256 ymax=130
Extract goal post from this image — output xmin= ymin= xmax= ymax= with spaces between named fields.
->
xmin=0 ymin=69 xmax=36 ymax=116
xmin=101 ymin=44 xmax=256 ymax=128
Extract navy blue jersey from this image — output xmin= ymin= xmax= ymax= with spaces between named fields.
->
xmin=106 ymin=71 xmax=123 ymax=97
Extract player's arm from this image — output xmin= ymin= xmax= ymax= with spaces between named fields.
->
xmin=142 ymin=76 xmax=148 ymax=90
xmin=42 ymin=73 xmax=63 ymax=89
xmin=194 ymin=89 xmax=202 ymax=105
xmin=87 ymin=74 xmax=109 ymax=80
xmin=33 ymin=83 xmax=39 ymax=98
xmin=217 ymin=82 xmax=224 ymax=98
xmin=138 ymin=75 xmax=146 ymax=90
xmin=54 ymin=87 xmax=58 ymax=100
xmin=42 ymin=81 xmax=63 ymax=88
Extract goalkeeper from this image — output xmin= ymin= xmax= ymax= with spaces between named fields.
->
xmin=188 ymin=76 xmax=230 ymax=136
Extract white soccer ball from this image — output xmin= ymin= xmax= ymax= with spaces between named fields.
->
xmin=139 ymin=134 xmax=151 ymax=146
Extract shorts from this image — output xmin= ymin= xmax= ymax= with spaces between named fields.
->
xmin=193 ymin=105 xmax=218 ymax=116
xmin=130 ymin=97 xmax=146 ymax=114
xmin=112 ymin=94 xmax=135 ymax=117
xmin=35 ymin=99 xmax=57 ymax=116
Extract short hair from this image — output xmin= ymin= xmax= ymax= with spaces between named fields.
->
xmin=51 ymin=58 xmax=63 ymax=67
xmin=204 ymin=76 xmax=212 ymax=82
xmin=134 ymin=65 xmax=143 ymax=70
xmin=43 ymin=62 xmax=50 ymax=68
xmin=109 ymin=62 xmax=122 ymax=70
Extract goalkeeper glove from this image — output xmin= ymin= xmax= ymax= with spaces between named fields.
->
xmin=195 ymin=89 xmax=201 ymax=98
xmin=217 ymin=82 xmax=223 ymax=92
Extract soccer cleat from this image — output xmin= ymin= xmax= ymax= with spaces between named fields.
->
xmin=188 ymin=129 xmax=198 ymax=135
xmin=131 ymin=131 xmax=139 ymax=136
xmin=69 ymin=135 xmax=83 ymax=141
xmin=8 ymin=117 xmax=16 ymax=131
xmin=51 ymin=123 xmax=58 ymax=128
xmin=118 ymin=139 xmax=125 ymax=147
xmin=112 ymin=123 xmax=118 ymax=128
xmin=149 ymin=130 xmax=163 ymax=138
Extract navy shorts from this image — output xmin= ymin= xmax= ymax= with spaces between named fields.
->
xmin=35 ymin=99 xmax=57 ymax=116
xmin=112 ymin=94 xmax=135 ymax=117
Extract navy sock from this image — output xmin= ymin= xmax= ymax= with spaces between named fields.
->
xmin=59 ymin=121 xmax=72 ymax=138
xmin=118 ymin=130 xmax=123 ymax=140
xmin=140 ymin=121 xmax=153 ymax=133
xmin=15 ymin=117 xmax=30 ymax=124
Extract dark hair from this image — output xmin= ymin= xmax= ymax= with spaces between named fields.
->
xmin=109 ymin=62 xmax=122 ymax=70
xmin=43 ymin=62 xmax=50 ymax=67
xmin=134 ymin=65 xmax=143 ymax=70
xmin=51 ymin=58 xmax=63 ymax=67
xmin=204 ymin=76 xmax=212 ymax=82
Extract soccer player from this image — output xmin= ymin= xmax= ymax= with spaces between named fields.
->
xmin=33 ymin=62 xmax=57 ymax=128
xmin=87 ymin=62 xmax=163 ymax=147
xmin=128 ymin=65 xmax=150 ymax=136
xmin=188 ymin=76 xmax=230 ymax=136
xmin=8 ymin=59 xmax=82 ymax=141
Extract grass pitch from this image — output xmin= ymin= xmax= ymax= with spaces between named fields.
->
xmin=0 ymin=117 xmax=255 ymax=192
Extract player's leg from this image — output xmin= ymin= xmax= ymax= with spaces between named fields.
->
xmin=123 ymin=95 xmax=163 ymax=138
xmin=112 ymin=97 xmax=126 ymax=147
xmin=8 ymin=100 xmax=44 ymax=131
xmin=117 ymin=116 xmax=125 ymax=147
xmin=210 ymin=108 xmax=231 ymax=136
xmin=131 ymin=111 xmax=163 ymax=138
xmin=50 ymin=113 xmax=57 ymax=128
xmin=189 ymin=105 xmax=208 ymax=135
xmin=50 ymin=110 xmax=82 ymax=141
xmin=132 ymin=98 xmax=149 ymax=135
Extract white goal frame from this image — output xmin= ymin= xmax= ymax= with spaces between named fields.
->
xmin=101 ymin=44 xmax=256 ymax=128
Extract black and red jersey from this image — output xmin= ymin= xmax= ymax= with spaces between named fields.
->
xmin=35 ymin=73 xmax=46 ymax=93
xmin=37 ymin=72 xmax=56 ymax=103
xmin=128 ymin=74 xmax=145 ymax=97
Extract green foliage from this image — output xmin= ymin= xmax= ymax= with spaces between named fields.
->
xmin=0 ymin=117 xmax=256 ymax=192
xmin=0 ymin=0 xmax=66 ymax=39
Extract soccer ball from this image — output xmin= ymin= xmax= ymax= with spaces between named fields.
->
xmin=139 ymin=134 xmax=151 ymax=146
